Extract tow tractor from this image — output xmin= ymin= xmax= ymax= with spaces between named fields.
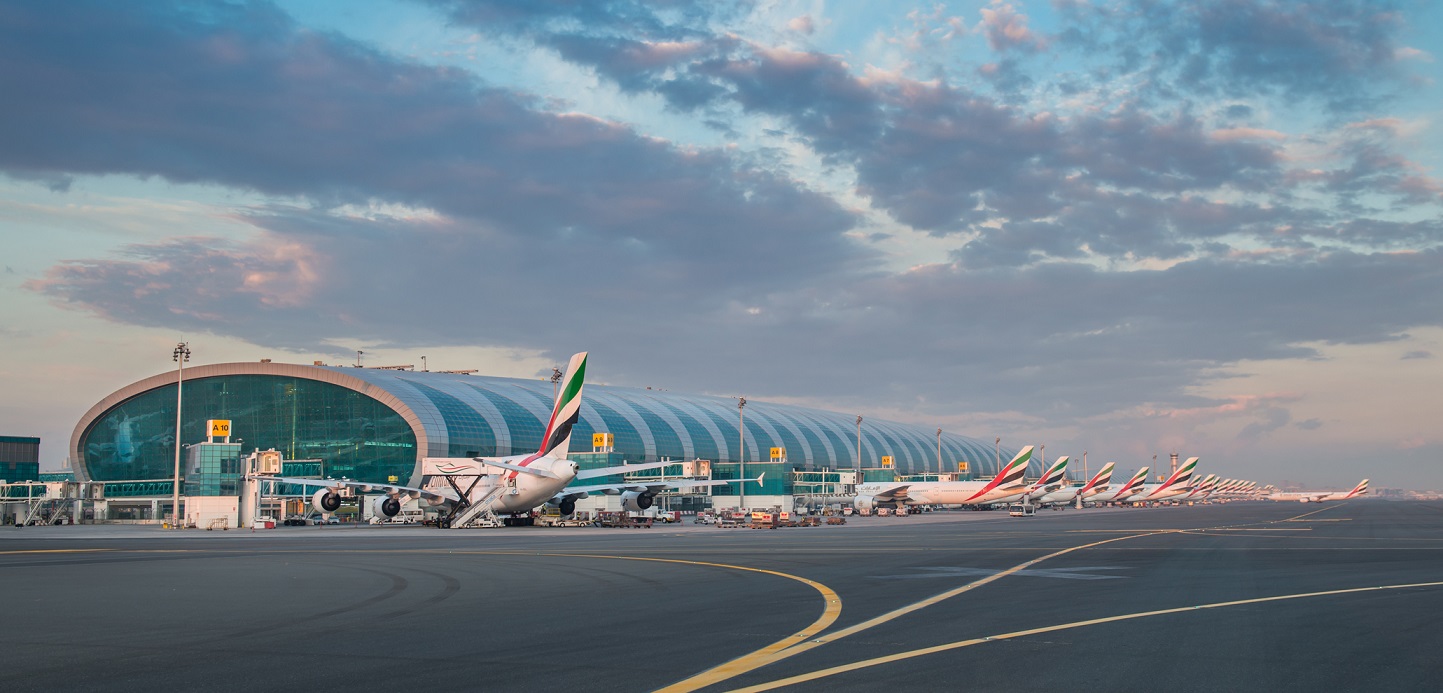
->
xmin=1007 ymin=503 xmax=1036 ymax=517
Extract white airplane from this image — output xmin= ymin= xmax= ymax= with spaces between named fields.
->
xmin=853 ymin=446 xmax=1034 ymax=510
xmin=1085 ymin=466 xmax=1150 ymax=504
xmin=1268 ymin=479 xmax=1369 ymax=503
xmin=1126 ymin=457 xmax=1200 ymax=505
xmin=253 ymin=352 xmax=761 ymax=527
xmin=995 ymin=456 xmax=1070 ymax=505
xmin=1035 ymin=462 xmax=1115 ymax=507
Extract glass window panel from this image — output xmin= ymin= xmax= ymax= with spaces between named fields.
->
xmin=79 ymin=375 xmax=416 ymax=485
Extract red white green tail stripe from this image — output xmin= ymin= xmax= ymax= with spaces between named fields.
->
xmin=1149 ymin=456 xmax=1198 ymax=496
xmin=1029 ymin=456 xmax=1069 ymax=492
xmin=1079 ymin=462 xmax=1116 ymax=495
xmin=1117 ymin=467 xmax=1150 ymax=495
xmin=965 ymin=445 xmax=1033 ymax=501
xmin=539 ymin=352 xmax=587 ymax=459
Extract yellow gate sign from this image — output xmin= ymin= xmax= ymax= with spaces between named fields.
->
xmin=770 ymin=447 xmax=785 ymax=461
xmin=208 ymin=419 xmax=232 ymax=437
xmin=592 ymin=432 xmax=614 ymax=448
xmin=958 ymin=461 xmax=969 ymax=473
xmin=881 ymin=455 xmax=894 ymax=468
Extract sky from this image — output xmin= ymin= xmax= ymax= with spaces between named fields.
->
xmin=2 ymin=0 xmax=1440 ymax=489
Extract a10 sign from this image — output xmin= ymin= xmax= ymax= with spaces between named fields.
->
xmin=208 ymin=419 xmax=232 ymax=437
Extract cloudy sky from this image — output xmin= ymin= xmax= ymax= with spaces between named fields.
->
xmin=2 ymin=0 xmax=1440 ymax=488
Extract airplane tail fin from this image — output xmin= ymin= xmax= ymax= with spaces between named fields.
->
xmin=1346 ymin=479 xmax=1369 ymax=498
xmin=538 ymin=352 xmax=587 ymax=459
xmin=1158 ymin=457 xmax=1199 ymax=492
xmin=1036 ymin=456 xmax=1069 ymax=489
xmin=1079 ymin=462 xmax=1115 ymax=495
xmin=998 ymin=446 xmax=1033 ymax=486
xmin=1198 ymin=474 xmax=1218 ymax=494
xmin=1120 ymin=466 xmax=1150 ymax=495
xmin=963 ymin=445 xmax=1032 ymax=502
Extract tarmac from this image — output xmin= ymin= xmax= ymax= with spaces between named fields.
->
xmin=3 ymin=500 xmax=1441 ymax=692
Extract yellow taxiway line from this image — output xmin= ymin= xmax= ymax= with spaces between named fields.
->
xmin=658 ymin=528 xmax=1182 ymax=692
xmin=0 ymin=548 xmax=114 ymax=555
xmin=661 ymin=503 xmax=1349 ymax=691
xmin=732 ymin=579 xmax=1443 ymax=692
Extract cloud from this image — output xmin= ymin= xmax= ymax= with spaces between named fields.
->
xmin=31 ymin=209 xmax=1443 ymax=428
xmin=1054 ymin=0 xmax=1416 ymax=113
xmin=1401 ymin=350 xmax=1432 ymax=360
xmin=0 ymin=0 xmax=861 ymax=292
xmin=977 ymin=1 xmax=1047 ymax=54
xmin=1295 ymin=418 xmax=1324 ymax=430
xmin=1238 ymin=405 xmax=1292 ymax=440
xmin=416 ymin=0 xmax=1440 ymax=271
xmin=11 ymin=0 xmax=1443 ymax=468
xmin=787 ymin=15 xmax=815 ymax=36
xmin=419 ymin=0 xmax=741 ymax=41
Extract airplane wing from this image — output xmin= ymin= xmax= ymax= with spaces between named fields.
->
xmin=861 ymin=484 xmax=912 ymax=501
xmin=473 ymin=458 xmax=560 ymax=479
xmin=423 ymin=457 xmax=562 ymax=479
xmin=249 ymin=475 xmax=454 ymax=503
xmin=574 ymin=460 xmax=673 ymax=480
xmin=552 ymin=473 xmax=767 ymax=501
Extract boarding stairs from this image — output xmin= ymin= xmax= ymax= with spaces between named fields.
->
xmin=22 ymin=498 xmax=73 ymax=526
xmin=448 ymin=483 xmax=512 ymax=528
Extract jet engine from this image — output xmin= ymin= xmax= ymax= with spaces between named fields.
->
xmin=853 ymin=495 xmax=877 ymax=511
xmin=1299 ymin=498 xmax=1312 ymax=503
xmin=622 ymin=490 xmax=655 ymax=512
xmin=312 ymin=488 xmax=342 ymax=514
xmin=372 ymin=495 xmax=401 ymax=518
xmin=546 ymin=497 xmax=578 ymax=515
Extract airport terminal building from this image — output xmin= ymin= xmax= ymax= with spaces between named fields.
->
xmin=68 ymin=361 xmax=1021 ymax=518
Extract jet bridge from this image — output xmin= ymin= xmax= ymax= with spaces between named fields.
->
xmin=2 ymin=480 xmax=103 ymax=525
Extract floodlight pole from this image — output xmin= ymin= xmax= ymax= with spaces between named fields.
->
xmin=171 ymin=342 xmax=190 ymax=529
xmin=995 ymin=437 xmax=1000 ymax=475
xmin=855 ymin=416 xmax=863 ymax=476
xmin=936 ymin=428 xmax=942 ymax=476
xmin=737 ymin=397 xmax=747 ymax=511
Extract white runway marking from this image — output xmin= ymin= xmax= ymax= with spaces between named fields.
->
xmin=870 ymin=566 xmax=1129 ymax=580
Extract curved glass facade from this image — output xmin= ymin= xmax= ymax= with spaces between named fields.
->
xmin=329 ymin=366 xmax=1022 ymax=477
xmin=76 ymin=364 xmax=1021 ymax=491
xmin=79 ymin=375 xmax=416 ymax=483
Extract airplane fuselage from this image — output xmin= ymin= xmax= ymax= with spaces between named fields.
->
xmin=1129 ymin=484 xmax=1193 ymax=504
xmin=854 ymin=481 xmax=1028 ymax=507
xmin=1268 ymin=491 xmax=1349 ymax=503
xmin=1035 ymin=485 xmax=1090 ymax=505
xmin=1087 ymin=485 xmax=1143 ymax=503
xmin=422 ymin=456 xmax=579 ymax=514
